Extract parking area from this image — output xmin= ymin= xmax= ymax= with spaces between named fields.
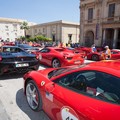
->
xmin=0 ymin=60 xmax=93 ymax=120
xmin=0 ymin=65 xmax=50 ymax=120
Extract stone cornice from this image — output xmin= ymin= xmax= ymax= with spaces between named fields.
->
xmin=102 ymin=23 xmax=120 ymax=28
xmin=107 ymin=0 xmax=120 ymax=4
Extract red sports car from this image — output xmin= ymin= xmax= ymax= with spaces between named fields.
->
xmin=23 ymin=60 xmax=120 ymax=120
xmin=76 ymin=46 xmax=104 ymax=57
xmin=75 ymin=46 xmax=92 ymax=56
xmin=33 ymin=47 xmax=84 ymax=68
xmin=3 ymin=42 xmax=15 ymax=46
xmin=87 ymin=49 xmax=120 ymax=61
xmin=60 ymin=47 xmax=86 ymax=58
xmin=32 ymin=43 xmax=41 ymax=47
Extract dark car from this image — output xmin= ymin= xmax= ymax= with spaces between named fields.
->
xmin=17 ymin=44 xmax=39 ymax=52
xmin=0 ymin=46 xmax=39 ymax=75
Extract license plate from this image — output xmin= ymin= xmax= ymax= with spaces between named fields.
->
xmin=15 ymin=63 xmax=29 ymax=67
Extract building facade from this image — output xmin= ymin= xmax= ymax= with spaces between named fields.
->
xmin=80 ymin=0 xmax=120 ymax=48
xmin=0 ymin=17 xmax=26 ymax=42
xmin=26 ymin=20 xmax=80 ymax=44
xmin=0 ymin=17 xmax=36 ymax=42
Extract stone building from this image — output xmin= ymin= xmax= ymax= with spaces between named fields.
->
xmin=80 ymin=0 xmax=120 ymax=48
xmin=26 ymin=20 xmax=80 ymax=44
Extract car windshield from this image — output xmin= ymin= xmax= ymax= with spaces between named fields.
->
xmin=48 ymin=64 xmax=87 ymax=79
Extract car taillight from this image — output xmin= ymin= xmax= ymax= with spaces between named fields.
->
xmin=0 ymin=56 xmax=2 ymax=61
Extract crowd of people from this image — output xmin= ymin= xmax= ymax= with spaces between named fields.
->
xmin=0 ymin=39 xmax=112 ymax=60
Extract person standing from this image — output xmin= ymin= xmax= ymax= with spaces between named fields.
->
xmin=104 ymin=46 xmax=111 ymax=60
xmin=91 ymin=44 xmax=97 ymax=52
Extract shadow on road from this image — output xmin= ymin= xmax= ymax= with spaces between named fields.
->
xmin=16 ymin=88 xmax=50 ymax=120
xmin=0 ymin=73 xmax=24 ymax=80
xmin=0 ymin=64 xmax=49 ymax=80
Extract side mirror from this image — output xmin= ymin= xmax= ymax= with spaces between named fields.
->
xmin=45 ymin=82 xmax=55 ymax=93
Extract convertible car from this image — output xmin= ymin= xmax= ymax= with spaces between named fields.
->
xmin=87 ymin=49 xmax=120 ymax=61
xmin=33 ymin=47 xmax=84 ymax=68
xmin=23 ymin=60 xmax=120 ymax=120
xmin=0 ymin=46 xmax=39 ymax=75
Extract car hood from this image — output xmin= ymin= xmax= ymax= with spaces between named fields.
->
xmin=38 ymin=68 xmax=55 ymax=74
xmin=36 ymin=68 xmax=56 ymax=79
xmin=0 ymin=52 xmax=36 ymax=58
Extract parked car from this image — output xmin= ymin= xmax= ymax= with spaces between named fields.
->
xmin=23 ymin=60 xmax=120 ymax=120
xmin=76 ymin=46 xmax=92 ymax=56
xmin=59 ymin=47 xmax=86 ymax=58
xmin=33 ymin=47 xmax=84 ymax=68
xmin=87 ymin=51 xmax=103 ymax=61
xmin=32 ymin=43 xmax=41 ymax=47
xmin=3 ymin=42 xmax=15 ymax=46
xmin=0 ymin=46 xmax=39 ymax=75
xmin=87 ymin=49 xmax=120 ymax=61
xmin=76 ymin=46 xmax=104 ymax=57
xmin=17 ymin=44 xmax=40 ymax=52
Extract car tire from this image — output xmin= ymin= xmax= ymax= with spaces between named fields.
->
xmin=26 ymin=80 xmax=42 ymax=111
xmin=0 ymin=68 xmax=4 ymax=76
xmin=92 ymin=54 xmax=99 ymax=61
xmin=52 ymin=59 xmax=61 ymax=68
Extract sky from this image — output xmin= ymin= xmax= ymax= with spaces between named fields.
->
xmin=0 ymin=0 xmax=80 ymax=24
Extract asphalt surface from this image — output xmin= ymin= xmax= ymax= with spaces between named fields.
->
xmin=0 ymin=66 xmax=49 ymax=120
xmin=0 ymin=60 xmax=93 ymax=120
xmin=0 ymin=99 xmax=11 ymax=120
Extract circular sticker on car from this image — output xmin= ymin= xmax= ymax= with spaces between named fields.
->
xmin=61 ymin=106 xmax=79 ymax=120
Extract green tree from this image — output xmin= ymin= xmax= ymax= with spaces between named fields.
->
xmin=20 ymin=21 xmax=29 ymax=37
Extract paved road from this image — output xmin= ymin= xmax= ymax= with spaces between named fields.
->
xmin=0 ymin=99 xmax=11 ymax=120
xmin=0 ymin=66 xmax=49 ymax=120
xmin=0 ymin=60 xmax=93 ymax=120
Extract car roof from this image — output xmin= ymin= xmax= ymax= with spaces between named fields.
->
xmin=3 ymin=46 xmax=20 ymax=48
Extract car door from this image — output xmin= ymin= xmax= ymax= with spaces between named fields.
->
xmin=40 ymin=48 xmax=51 ymax=65
xmin=111 ymin=51 xmax=120 ymax=59
xmin=43 ymin=71 xmax=97 ymax=120
xmin=43 ymin=70 xmax=120 ymax=120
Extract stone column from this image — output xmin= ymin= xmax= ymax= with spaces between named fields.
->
xmin=113 ymin=29 xmax=118 ymax=48
xmin=102 ymin=29 xmax=106 ymax=44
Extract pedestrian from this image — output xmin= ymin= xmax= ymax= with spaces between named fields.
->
xmin=104 ymin=46 xmax=111 ymax=60
xmin=91 ymin=44 xmax=97 ymax=52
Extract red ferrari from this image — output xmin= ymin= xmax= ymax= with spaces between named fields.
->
xmin=87 ymin=49 xmax=120 ymax=61
xmin=75 ymin=46 xmax=92 ymax=56
xmin=33 ymin=47 xmax=84 ymax=68
xmin=76 ymin=46 xmax=103 ymax=58
xmin=23 ymin=60 xmax=120 ymax=120
xmin=60 ymin=47 xmax=86 ymax=58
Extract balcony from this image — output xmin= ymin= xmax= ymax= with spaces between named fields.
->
xmin=102 ymin=16 xmax=120 ymax=24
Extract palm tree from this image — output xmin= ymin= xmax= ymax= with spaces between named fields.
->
xmin=20 ymin=21 xmax=29 ymax=37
